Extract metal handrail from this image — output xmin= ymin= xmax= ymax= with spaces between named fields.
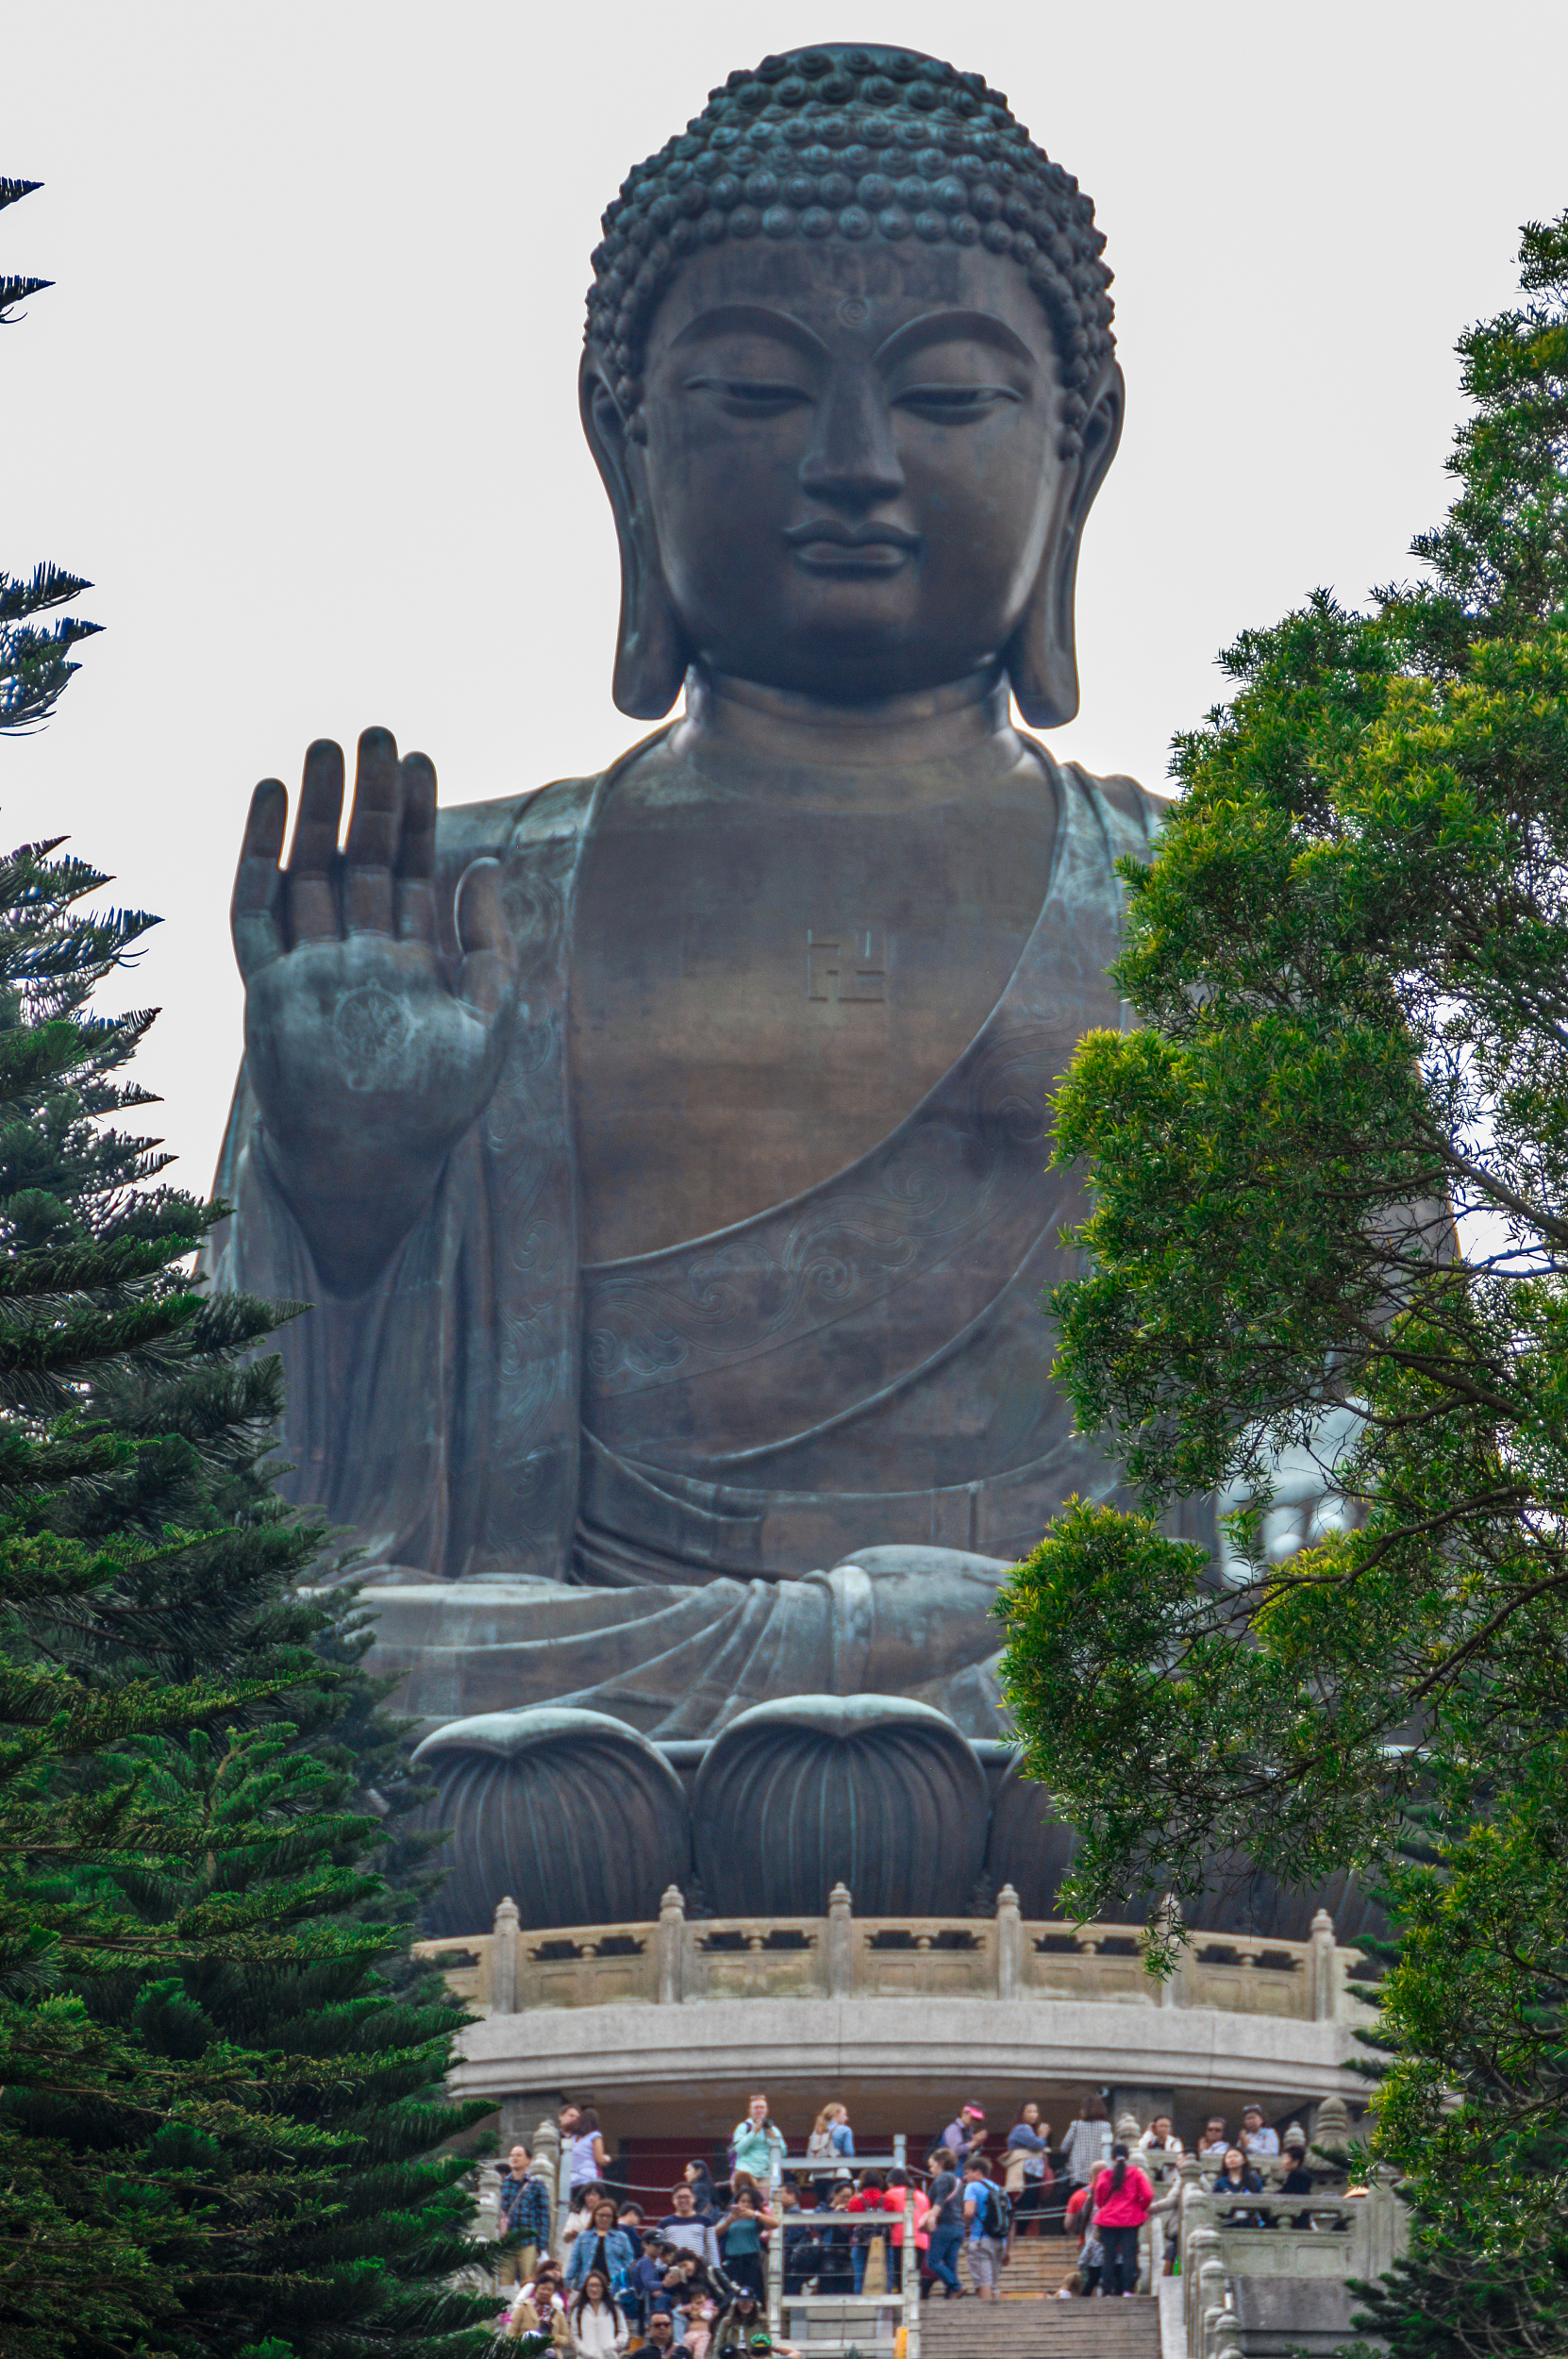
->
xmin=766 ymin=2140 xmax=918 ymax=2359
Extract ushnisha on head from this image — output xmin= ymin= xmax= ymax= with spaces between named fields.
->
xmin=580 ymin=42 xmax=1124 ymax=726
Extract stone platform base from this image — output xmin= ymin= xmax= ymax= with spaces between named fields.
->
xmin=450 ymin=1992 xmax=1364 ymax=2143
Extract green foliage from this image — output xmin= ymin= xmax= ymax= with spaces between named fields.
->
xmin=0 ymin=844 xmax=497 ymax=2355
xmin=997 ymin=214 xmax=1568 ymax=2342
xmin=2 ymin=180 xmax=99 ymax=728
xmin=1337 ymin=1794 xmax=1568 ymax=2352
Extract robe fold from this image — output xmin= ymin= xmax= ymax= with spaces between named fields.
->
xmin=203 ymin=742 xmax=1199 ymax=1735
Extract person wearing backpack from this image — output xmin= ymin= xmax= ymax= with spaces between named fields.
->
xmin=959 ymin=2156 xmax=1009 ymax=2299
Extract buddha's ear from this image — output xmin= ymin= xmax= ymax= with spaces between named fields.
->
xmin=579 ymin=349 xmax=691 ymax=720
xmin=1005 ymin=361 xmax=1126 ymax=730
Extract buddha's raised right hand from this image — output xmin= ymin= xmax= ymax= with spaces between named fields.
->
xmin=232 ymin=726 xmax=518 ymax=1294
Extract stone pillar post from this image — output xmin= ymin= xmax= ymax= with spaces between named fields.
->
xmin=531 ymin=2116 xmax=561 ymax=2257
xmin=492 ymin=1894 xmax=520 ymax=2016
xmin=658 ymin=1883 xmax=686 ymax=2006
xmin=1184 ymin=2220 xmax=1221 ymax=2356
xmin=1313 ymin=2093 xmax=1351 ymax=2163
xmin=1309 ymin=1905 xmax=1338 ymax=2021
xmin=826 ymin=1881 xmax=855 ymax=1998
xmin=994 ymin=1882 xmax=1022 ymax=2000
xmin=1197 ymin=2274 xmax=1228 ymax=2357
xmin=1366 ymin=2163 xmax=1407 ymax=2276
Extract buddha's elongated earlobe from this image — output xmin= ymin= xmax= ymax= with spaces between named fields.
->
xmin=579 ymin=353 xmax=690 ymax=720
xmin=1006 ymin=364 xmax=1126 ymax=730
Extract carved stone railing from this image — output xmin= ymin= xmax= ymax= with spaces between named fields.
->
xmin=412 ymin=1881 xmax=1371 ymax=2024
xmin=1178 ymin=2150 xmax=1408 ymax=2359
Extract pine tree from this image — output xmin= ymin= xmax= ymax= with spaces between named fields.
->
xmin=1 ymin=181 xmax=99 ymax=734
xmin=0 ymin=841 xmax=499 ymax=2359
xmin=1 ymin=169 xmax=498 ymax=2355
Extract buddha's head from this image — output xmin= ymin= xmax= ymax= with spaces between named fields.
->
xmin=581 ymin=44 xmax=1123 ymax=726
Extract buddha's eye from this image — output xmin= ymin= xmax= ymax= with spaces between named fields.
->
xmin=892 ymin=384 xmax=1023 ymax=422
xmin=684 ymin=374 xmax=814 ymax=417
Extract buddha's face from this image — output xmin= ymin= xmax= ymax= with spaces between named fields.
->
xmin=591 ymin=236 xmax=1118 ymax=710
xmin=636 ymin=240 xmax=1062 ymax=701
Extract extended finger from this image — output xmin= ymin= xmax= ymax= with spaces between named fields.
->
xmin=232 ymin=778 xmax=287 ymax=979
xmin=394 ymin=751 xmax=439 ymax=945
xmin=456 ymin=858 xmax=518 ymax=1020
xmin=342 ymin=725 xmax=401 ymax=934
xmin=287 ymin=738 xmax=345 ymax=943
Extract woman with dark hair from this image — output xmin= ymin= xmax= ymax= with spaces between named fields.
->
xmin=1059 ymin=2093 xmax=1112 ymax=2198
xmin=570 ymin=2107 xmax=611 ymax=2197
xmin=1212 ymin=2147 xmax=1266 ymax=2230
xmin=663 ymin=2250 xmax=726 ymax=2315
xmin=1089 ymin=2144 xmax=1154 ymax=2298
xmin=716 ymin=2185 xmax=776 ymax=2303
xmin=710 ymin=2287 xmax=766 ymax=2359
xmin=922 ymin=2150 xmax=965 ymax=2300
xmin=1004 ymin=2102 xmax=1053 ymax=2238
xmin=566 ymin=2196 xmax=638 ymax=2299
xmin=570 ymin=2271 xmax=627 ymax=2359
xmin=683 ymin=2161 xmax=719 ymax=2219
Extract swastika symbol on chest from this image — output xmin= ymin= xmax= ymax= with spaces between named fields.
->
xmin=806 ymin=923 xmax=888 ymax=1003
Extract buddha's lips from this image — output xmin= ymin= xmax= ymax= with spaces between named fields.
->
xmin=785 ymin=522 xmax=920 ymax=575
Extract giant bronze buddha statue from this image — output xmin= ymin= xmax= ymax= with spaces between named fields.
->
xmin=206 ymin=44 xmax=1235 ymax=1923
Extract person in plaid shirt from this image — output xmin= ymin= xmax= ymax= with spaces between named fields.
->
xmin=499 ymin=2144 xmax=554 ymax=2286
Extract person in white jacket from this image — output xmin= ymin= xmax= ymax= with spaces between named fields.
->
xmin=570 ymin=2273 xmax=628 ymax=2359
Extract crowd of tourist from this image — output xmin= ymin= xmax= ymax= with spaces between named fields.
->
xmin=493 ymin=2089 xmax=1322 ymax=2337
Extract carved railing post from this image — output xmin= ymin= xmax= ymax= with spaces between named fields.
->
xmin=1211 ymin=2311 xmax=1243 ymax=2359
xmin=994 ymin=1882 xmax=1022 ymax=1999
xmin=1313 ymin=2091 xmax=1351 ymax=2163
xmin=1197 ymin=2263 xmax=1229 ymax=2355
xmin=492 ymin=1894 xmax=520 ymax=2016
xmin=1309 ymin=1905 xmax=1338 ymax=2021
xmin=1183 ymin=2217 xmax=1221 ymax=2357
xmin=826 ymin=1881 xmax=855 ymax=1998
xmin=529 ymin=2115 xmax=560 ymax=2256
xmin=1366 ymin=2163 xmax=1406 ymax=2277
xmin=658 ymin=1883 xmax=686 ymax=2006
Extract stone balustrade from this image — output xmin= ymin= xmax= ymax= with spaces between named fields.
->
xmin=1177 ymin=2148 xmax=1408 ymax=2358
xmin=412 ymin=1879 xmax=1369 ymax=2026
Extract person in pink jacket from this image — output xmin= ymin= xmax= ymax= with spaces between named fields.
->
xmin=1090 ymin=2146 xmax=1155 ymax=2298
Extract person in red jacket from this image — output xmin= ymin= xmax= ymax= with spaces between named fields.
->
xmin=1090 ymin=2146 xmax=1155 ymax=2298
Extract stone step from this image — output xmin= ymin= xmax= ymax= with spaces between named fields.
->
xmin=917 ymin=2303 xmax=1159 ymax=2355
xmin=991 ymin=2244 xmax=1080 ymax=2289
xmin=916 ymin=2300 xmax=1159 ymax=2355
xmin=919 ymin=2298 xmax=1160 ymax=2321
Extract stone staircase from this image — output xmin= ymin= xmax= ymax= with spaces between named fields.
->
xmin=920 ymin=2294 xmax=1159 ymax=2358
xmin=914 ymin=2235 xmax=1159 ymax=2357
xmin=990 ymin=2238 xmax=1080 ymax=2296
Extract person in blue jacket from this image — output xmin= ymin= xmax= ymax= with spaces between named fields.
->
xmin=567 ymin=2195 xmax=639 ymax=2299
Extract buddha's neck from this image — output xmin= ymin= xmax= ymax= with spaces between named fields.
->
xmin=669 ymin=663 xmax=1022 ymax=774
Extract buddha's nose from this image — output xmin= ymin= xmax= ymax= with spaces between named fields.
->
xmin=798 ymin=366 xmax=905 ymax=507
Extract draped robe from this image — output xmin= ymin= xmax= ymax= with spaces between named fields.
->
xmin=203 ymin=740 xmax=1193 ymax=1737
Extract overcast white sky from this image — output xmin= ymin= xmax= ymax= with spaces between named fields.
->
xmin=5 ymin=1 xmax=1566 ymax=1189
